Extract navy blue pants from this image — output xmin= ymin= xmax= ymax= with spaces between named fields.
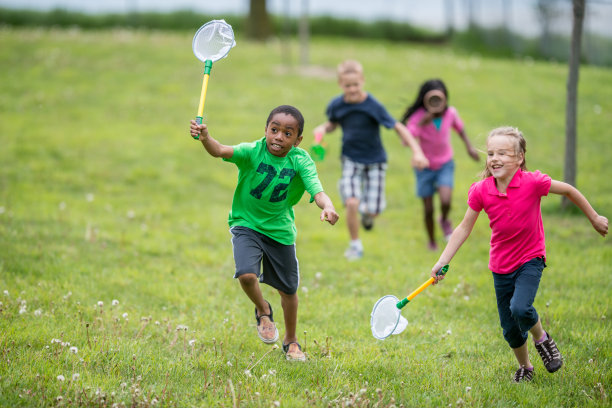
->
xmin=492 ymin=257 xmax=546 ymax=349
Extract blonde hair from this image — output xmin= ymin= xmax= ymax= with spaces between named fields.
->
xmin=337 ymin=60 xmax=363 ymax=78
xmin=480 ymin=126 xmax=528 ymax=179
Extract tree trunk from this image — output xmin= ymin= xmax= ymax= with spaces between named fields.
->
xmin=562 ymin=0 xmax=585 ymax=209
xmin=247 ymin=0 xmax=272 ymax=40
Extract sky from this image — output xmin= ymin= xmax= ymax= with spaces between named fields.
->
xmin=1 ymin=0 xmax=611 ymax=38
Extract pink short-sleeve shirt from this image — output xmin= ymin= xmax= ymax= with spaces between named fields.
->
xmin=467 ymin=169 xmax=552 ymax=274
xmin=406 ymin=106 xmax=464 ymax=170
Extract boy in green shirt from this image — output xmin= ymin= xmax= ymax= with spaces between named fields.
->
xmin=190 ymin=105 xmax=339 ymax=361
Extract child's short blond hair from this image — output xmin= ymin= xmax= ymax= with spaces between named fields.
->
xmin=337 ymin=60 xmax=363 ymax=78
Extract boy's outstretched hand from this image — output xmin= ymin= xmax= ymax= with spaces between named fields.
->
xmin=321 ymin=206 xmax=339 ymax=225
xmin=190 ymin=119 xmax=208 ymax=140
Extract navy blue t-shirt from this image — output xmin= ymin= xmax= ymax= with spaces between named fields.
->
xmin=326 ymin=93 xmax=397 ymax=164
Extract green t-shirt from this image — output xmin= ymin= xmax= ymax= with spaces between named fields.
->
xmin=223 ymin=137 xmax=324 ymax=245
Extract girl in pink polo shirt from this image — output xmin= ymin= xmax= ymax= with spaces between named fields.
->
xmin=430 ymin=127 xmax=608 ymax=383
xmin=401 ymin=79 xmax=479 ymax=251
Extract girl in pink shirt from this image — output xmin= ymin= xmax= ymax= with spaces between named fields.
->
xmin=430 ymin=127 xmax=608 ymax=382
xmin=401 ymin=79 xmax=479 ymax=251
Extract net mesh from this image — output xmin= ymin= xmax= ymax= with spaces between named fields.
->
xmin=193 ymin=20 xmax=236 ymax=62
xmin=371 ymin=295 xmax=405 ymax=340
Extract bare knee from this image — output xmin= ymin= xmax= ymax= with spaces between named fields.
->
xmin=345 ymin=197 xmax=359 ymax=210
xmin=237 ymin=273 xmax=258 ymax=286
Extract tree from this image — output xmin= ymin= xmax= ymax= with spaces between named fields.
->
xmin=562 ymin=0 xmax=585 ymax=209
xmin=247 ymin=0 xmax=272 ymax=40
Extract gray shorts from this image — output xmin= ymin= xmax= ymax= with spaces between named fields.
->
xmin=339 ymin=156 xmax=387 ymax=215
xmin=230 ymin=226 xmax=300 ymax=295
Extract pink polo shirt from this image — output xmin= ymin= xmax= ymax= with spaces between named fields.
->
xmin=467 ymin=169 xmax=551 ymax=274
xmin=406 ymin=106 xmax=464 ymax=170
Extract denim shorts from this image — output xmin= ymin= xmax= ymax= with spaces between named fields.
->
xmin=414 ymin=159 xmax=455 ymax=198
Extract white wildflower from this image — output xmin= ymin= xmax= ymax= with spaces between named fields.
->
xmin=301 ymin=286 xmax=309 ymax=293
xmin=97 ymin=301 xmax=103 ymax=307
xmin=315 ymin=272 xmax=322 ymax=280
xmin=70 ymin=346 xmax=78 ymax=354
xmin=63 ymin=291 xmax=72 ymax=300
xmin=189 ymin=339 xmax=196 ymax=347
xmin=122 ymin=312 xmax=128 ymax=319
xmin=112 ymin=299 xmax=119 ymax=306
xmin=19 ymin=305 xmax=27 ymax=314
xmin=57 ymin=375 xmax=65 ymax=381
xmin=3 ymin=290 xmax=8 ymax=297
xmin=72 ymin=373 xmax=80 ymax=381
xmin=86 ymin=193 xmax=95 ymax=202
xmin=446 ymin=329 xmax=452 ymax=335
xmin=273 ymin=400 xmax=280 ymax=407
xmin=466 ymin=386 xmax=471 ymax=392
xmin=244 ymin=369 xmax=252 ymax=377
xmin=226 ymin=361 xmax=232 ymax=367
xmin=56 ymin=396 xmax=63 ymax=402
xmin=58 ymin=202 xmax=66 ymax=211
xmin=127 ymin=210 xmax=135 ymax=219
xmin=34 ymin=309 xmax=42 ymax=316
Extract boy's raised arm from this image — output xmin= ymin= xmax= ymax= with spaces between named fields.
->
xmin=190 ymin=120 xmax=234 ymax=159
xmin=549 ymin=180 xmax=608 ymax=237
xmin=393 ymin=122 xmax=429 ymax=170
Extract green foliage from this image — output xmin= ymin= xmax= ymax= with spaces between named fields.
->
xmin=0 ymin=28 xmax=611 ymax=407
xmin=4 ymin=7 xmax=612 ymax=67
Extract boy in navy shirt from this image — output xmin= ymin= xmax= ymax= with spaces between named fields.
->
xmin=313 ymin=60 xmax=428 ymax=260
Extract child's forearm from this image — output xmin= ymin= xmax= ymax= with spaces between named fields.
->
xmin=314 ymin=191 xmax=339 ymax=225
xmin=314 ymin=191 xmax=333 ymax=210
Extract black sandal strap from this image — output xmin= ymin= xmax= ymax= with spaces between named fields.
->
xmin=255 ymin=300 xmax=274 ymax=325
xmin=282 ymin=341 xmax=302 ymax=353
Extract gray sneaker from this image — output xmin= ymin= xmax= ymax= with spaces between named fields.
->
xmin=534 ymin=332 xmax=563 ymax=373
xmin=344 ymin=246 xmax=363 ymax=261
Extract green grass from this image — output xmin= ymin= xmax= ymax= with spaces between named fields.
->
xmin=0 ymin=27 xmax=611 ymax=407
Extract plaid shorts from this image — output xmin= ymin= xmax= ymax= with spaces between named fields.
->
xmin=339 ymin=156 xmax=387 ymax=215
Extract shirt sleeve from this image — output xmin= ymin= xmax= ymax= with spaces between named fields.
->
xmin=533 ymin=170 xmax=552 ymax=197
xmin=467 ymin=181 xmax=484 ymax=212
xmin=372 ymin=98 xmax=397 ymax=129
xmin=300 ymin=154 xmax=324 ymax=201
xmin=223 ymin=141 xmax=255 ymax=167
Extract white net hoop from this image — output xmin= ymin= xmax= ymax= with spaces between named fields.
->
xmin=192 ymin=19 xmax=236 ymax=63
xmin=370 ymin=295 xmax=408 ymax=340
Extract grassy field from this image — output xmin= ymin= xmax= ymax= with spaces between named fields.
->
xmin=0 ymin=27 xmax=610 ymax=407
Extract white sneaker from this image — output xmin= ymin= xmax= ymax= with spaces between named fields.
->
xmin=344 ymin=246 xmax=363 ymax=261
